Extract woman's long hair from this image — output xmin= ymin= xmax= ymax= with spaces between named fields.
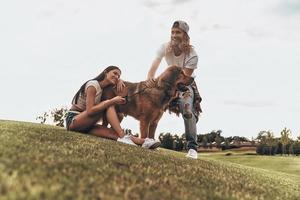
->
xmin=72 ymin=66 xmax=121 ymax=104
xmin=166 ymin=32 xmax=193 ymax=55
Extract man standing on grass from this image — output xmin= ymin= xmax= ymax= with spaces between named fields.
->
xmin=146 ymin=20 xmax=202 ymax=159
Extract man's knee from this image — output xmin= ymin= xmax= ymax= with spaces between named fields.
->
xmin=183 ymin=113 xmax=193 ymax=119
xmin=183 ymin=103 xmax=193 ymax=119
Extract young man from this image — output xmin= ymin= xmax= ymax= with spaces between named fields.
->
xmin=147 ymin=20 xmax=201 ymax=159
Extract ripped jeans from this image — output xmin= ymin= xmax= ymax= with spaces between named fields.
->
xmin=178 ymin=85 xmax=198 ymax=151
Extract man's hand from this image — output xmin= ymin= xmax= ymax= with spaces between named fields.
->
xmin=145 ymin=78 xmax=156 ymax=88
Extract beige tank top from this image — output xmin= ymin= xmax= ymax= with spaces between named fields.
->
xmin=72 ymin=80 xmax=102 ymax=111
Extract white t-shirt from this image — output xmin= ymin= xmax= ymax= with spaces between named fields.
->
xmin=72 ymin=80 xmax=102 ymax=111
xmin=156 ymin=42 xmax=198 ymax=70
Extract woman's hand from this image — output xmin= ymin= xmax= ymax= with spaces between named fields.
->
xmin=112 ymin=96 xmax=126 ymax=105
xmin=116 ymin=79 xmax=126 ymax=93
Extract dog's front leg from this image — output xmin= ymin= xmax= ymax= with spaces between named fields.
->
xmin=148 ymin=122 xmax=158 ymax=139
xmin=148 ymin=112 xmax=163 ymax=139
xmin=139 ymin=118 xmax=150 ymax=139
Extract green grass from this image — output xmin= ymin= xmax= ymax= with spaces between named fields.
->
xmin=1 ymin=120 xmax=300 ymax=200
xmin=200 ymin=151 xmax=300 ymax=184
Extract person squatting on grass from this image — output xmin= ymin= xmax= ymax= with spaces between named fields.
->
xmin=146 ymin=20 xmax=202 ymax=159
xmin=66 ymin=66 xmax=160 ymax=148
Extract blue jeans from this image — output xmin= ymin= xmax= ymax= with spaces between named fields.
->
xmin=65 ymin=111 xmax=80 ymax=131
xmin=178 ymin=85 xmax=198 ymax=151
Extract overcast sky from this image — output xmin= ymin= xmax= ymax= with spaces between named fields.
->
xmin=1 ymin=0 xmax=300 ymax=139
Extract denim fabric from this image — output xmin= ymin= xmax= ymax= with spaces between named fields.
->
xmin=65 ymin=111 xmax=80 ymax=130
xmin=178 ymin=85 xmax=198 ymax=150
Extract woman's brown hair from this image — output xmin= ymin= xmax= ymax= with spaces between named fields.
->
xmin=72 ymin=66 xmax=121 ymax=104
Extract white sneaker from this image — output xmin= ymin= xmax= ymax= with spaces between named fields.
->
xmin=117 ymin=135 xmax=137 ymax=146
xmin=142 ymin=138 xmax=161 ymax=149
xmin=185 ymin=149 xmax=198 ymax=159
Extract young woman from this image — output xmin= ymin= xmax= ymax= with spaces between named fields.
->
xmin=146 ymin=21 xmax=202 ymax=158
xmin=66 ymin=65 xmax=160 ymax=148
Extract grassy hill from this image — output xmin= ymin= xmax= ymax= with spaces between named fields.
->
xmin=0 ymin=120 xmax=300 ymax=200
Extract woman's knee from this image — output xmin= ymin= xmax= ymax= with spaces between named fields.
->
xmin=70 ymin=112 xmax=101 ymax=131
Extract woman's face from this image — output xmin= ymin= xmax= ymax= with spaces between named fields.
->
xmin=171 ymin=27 xmax=184 ymax=46
xmin=106 ymin=69 xmax=121 ymax=85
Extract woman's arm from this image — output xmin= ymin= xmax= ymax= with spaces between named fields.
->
xmin=85 ymin=87 xmax=125 ymax=116
xmin=116 ymin=79 xmax=126 ymax=93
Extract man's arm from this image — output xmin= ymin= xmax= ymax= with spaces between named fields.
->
xmin=147 ymin=58 xmax=162 ymax=80
xmin=183 ymin=53 xmax=198 ymax=77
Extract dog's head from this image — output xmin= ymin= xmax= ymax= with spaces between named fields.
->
xmin=157 ymin=65 xmax=194 ymax=96
xmin=158 ymin=65 xmax=194 ymax=88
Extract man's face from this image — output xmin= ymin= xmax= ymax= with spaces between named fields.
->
xmin=171 ymin=27 xmax=184 ymax=46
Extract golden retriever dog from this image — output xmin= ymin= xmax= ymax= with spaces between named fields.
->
xmin=102 ymin=65 xmax=194 ymax=139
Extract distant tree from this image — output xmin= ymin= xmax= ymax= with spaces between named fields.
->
xmin=215 ymin=134 xmax=222 ymax=149
xmin=224 ymin=138 xmax=230 ymax=150
xmin=51 ymin=107 xmax=68 ymax=127
xmin=197 ymin=133 xmax=203 ymax=144
xmin=36 ymin=111 xmax=49 ymax=124
xmin=293 ymin=141 xmax=300 ymax=156
xmin=208 ymin=142 xmax=212 ymax=149
xmin=159 ymin=133 xmax=174 ymax=150
xmin=280 ymin=127 xmax=292 ymax=155
xmin=256 ymin=130 xmax=276 ymax=155
xmin=264 ymin=131 xmax=276 ymax=155
xmin=36 ymin=107 xmax=68 ymax=127
xmin=180 ymin=133 xmax=187 ymax=150
xmin=173 ymin=134 xmax=184 ymax=151
xmin=277 ymin=142 xmax=283 ymax=155
xmin=202 ymin=135 xmax=208 ymax=149
xmin=257 ymin=131 xmax=268 ymax=144
xmin=289 ymin=143 xmax=295 ymax=155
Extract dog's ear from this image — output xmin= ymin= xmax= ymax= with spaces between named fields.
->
xmin=165 ymin=67 xmax=181 ymax=83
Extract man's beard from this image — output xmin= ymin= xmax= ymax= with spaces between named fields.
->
xmin=171 ymin=40 xmax=183 ymax=50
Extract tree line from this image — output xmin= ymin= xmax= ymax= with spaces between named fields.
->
xmin=158 ymin=128 xmax=300 ymax=156
xmin=256 ymin=128 xmax=300 ymax=156
xmin=158 ymin=130 xmax=252 ymax=151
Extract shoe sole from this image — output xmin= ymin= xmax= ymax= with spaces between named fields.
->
xmin=148 ymin=142 xmax=161 ymax=149
xmin=185 ymin=155 xmax=197 ymax=159
xmin=118 ymin=140 xmax=137 ymax=146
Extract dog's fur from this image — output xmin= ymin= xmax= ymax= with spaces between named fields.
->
xmin=102 ymin=65 xmax=193 ymax=139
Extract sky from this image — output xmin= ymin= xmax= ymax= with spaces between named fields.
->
xmin=0 ymin=0 xmax=300 ymax=139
